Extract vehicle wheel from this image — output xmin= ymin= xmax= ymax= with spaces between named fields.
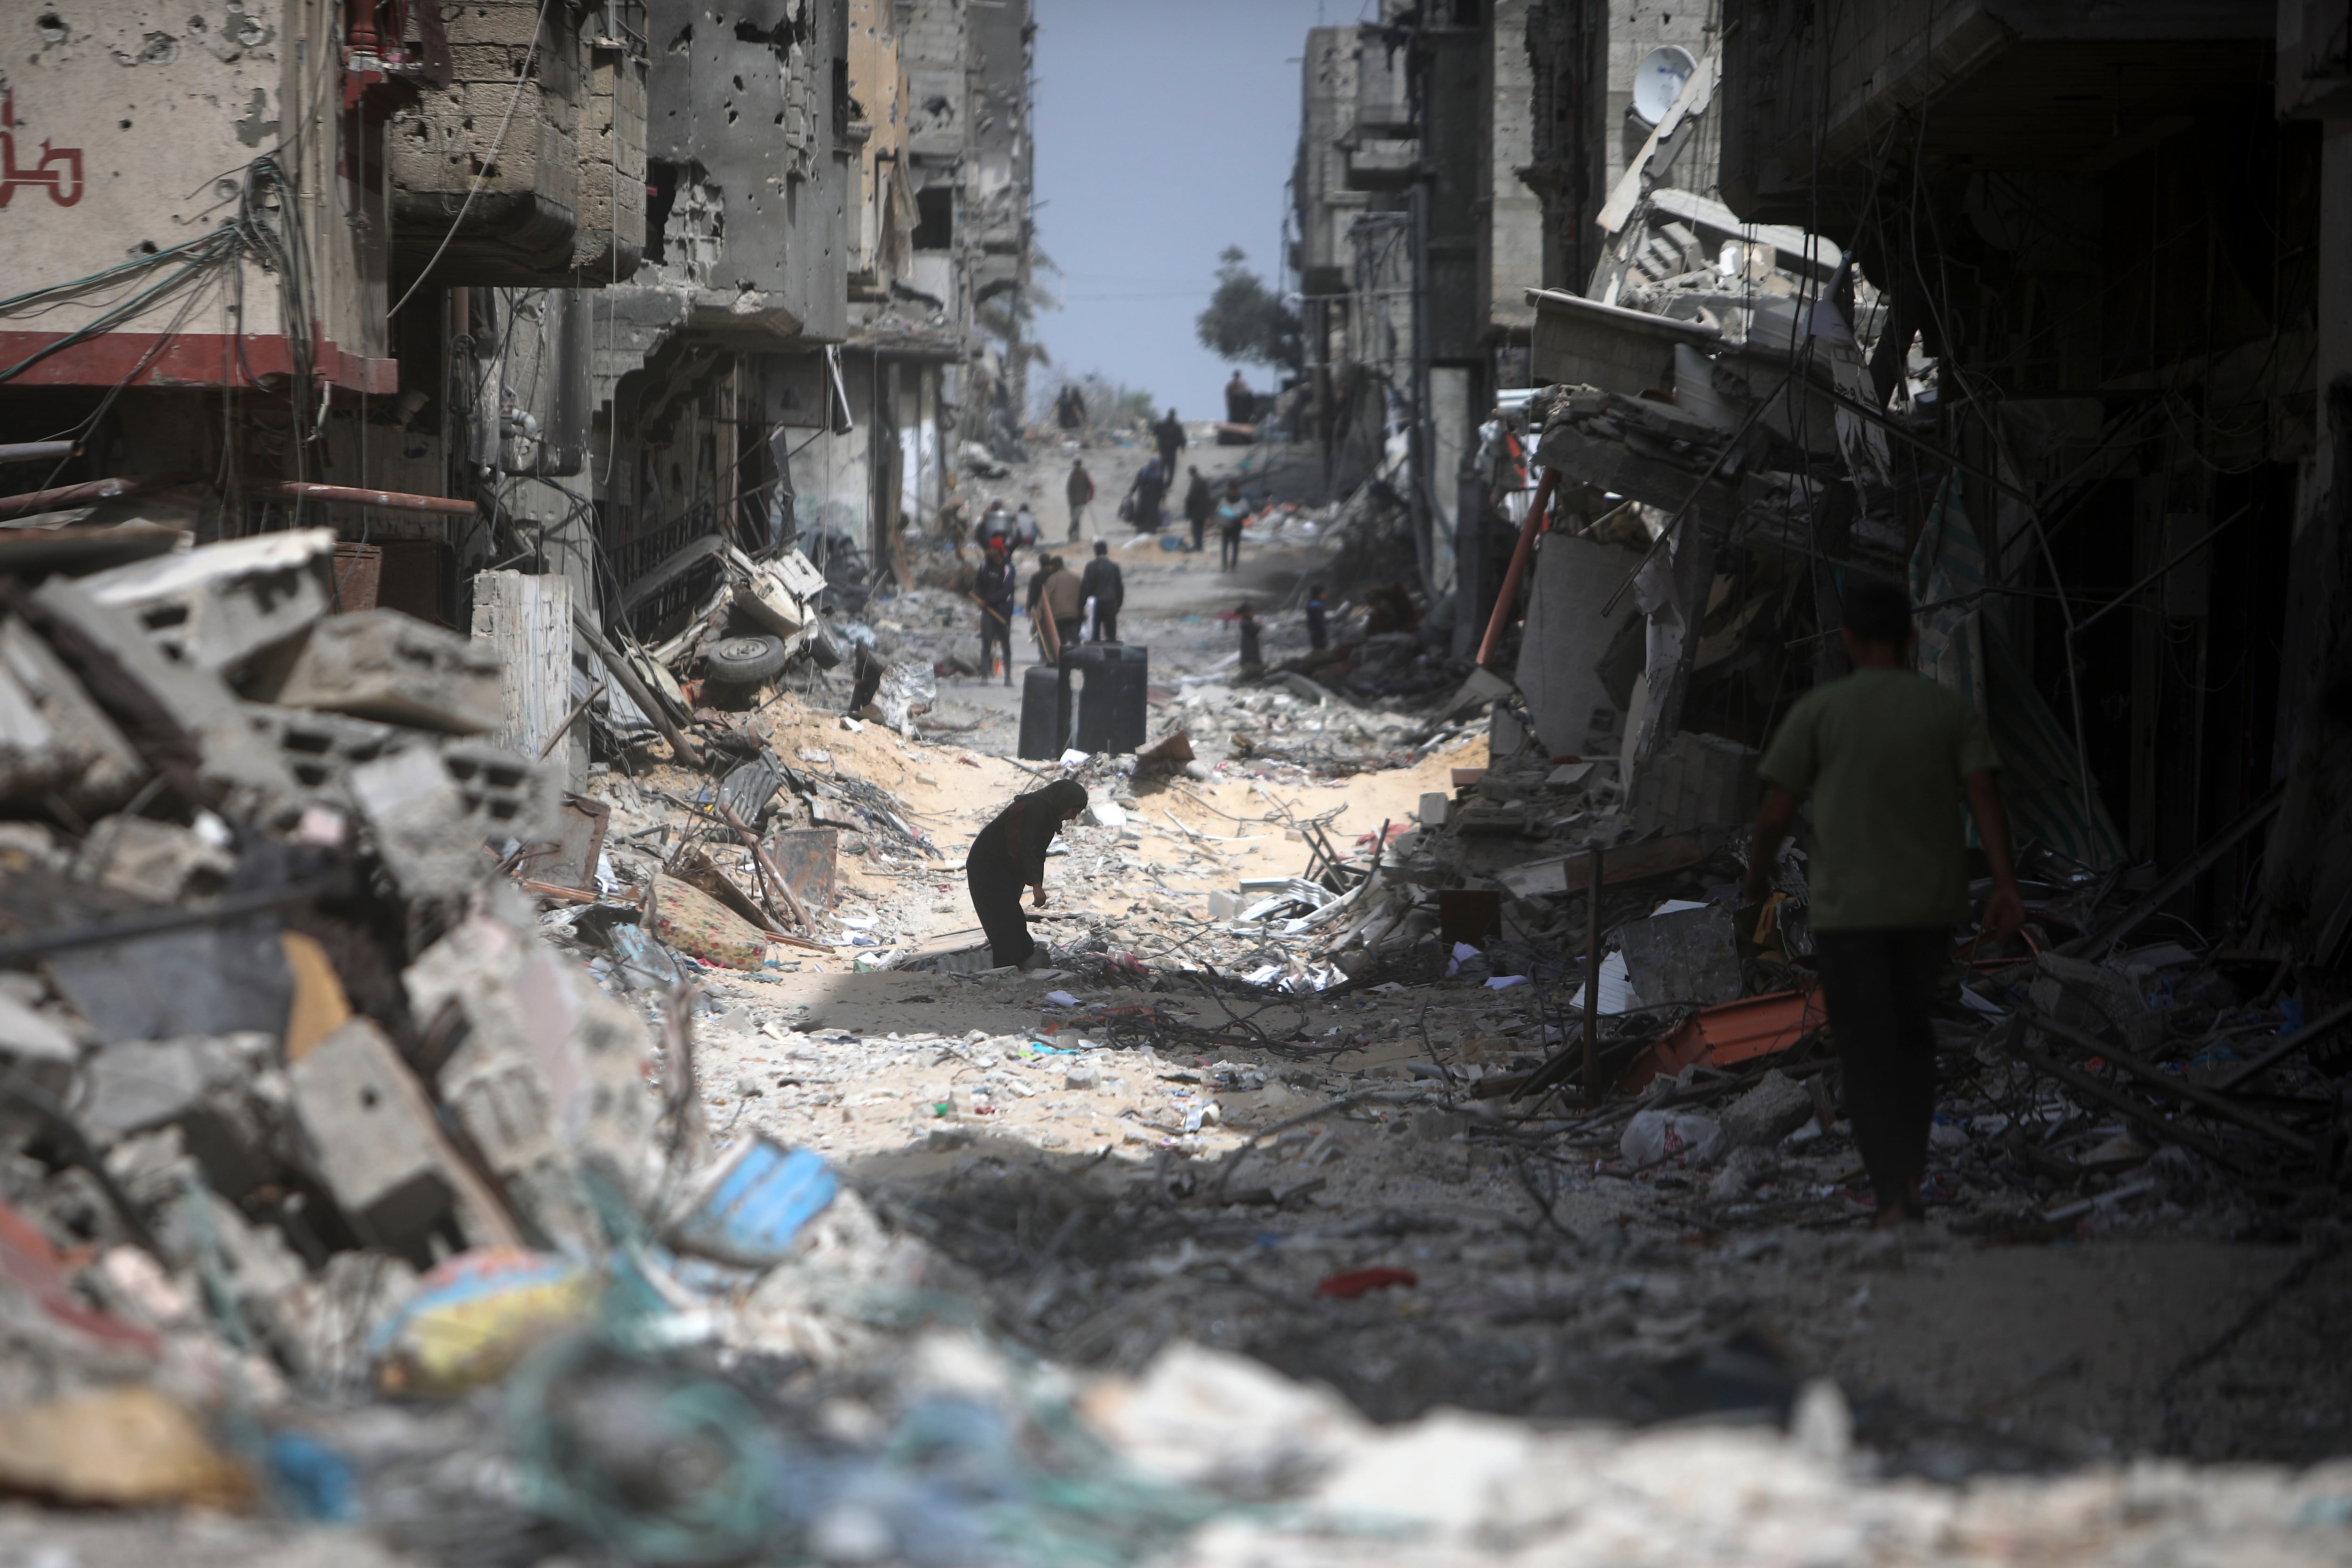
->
xmin=804 ymin=621 xmax=845 ymax=669
xmin=706 ymin=633 xmax=789 ymax=684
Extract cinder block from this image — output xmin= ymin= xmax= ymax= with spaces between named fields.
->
xmin=76 ymin=815 xmax=234 ymax=902
xmin=345 ymin=736 xmax=557 ymax=900
xmin=441 ymin=738 xmax=560 ymax=847
xmin=267 ymin=608 xmax=502 ymax=734
xmin=1418 ymin=791 xmax=1448 ymax=825
xmin=347 ymin=746 xmax=487 ymax=900
xmin=1 ymin=617 xmax=151 ymax=814
xmin=79 ymin=1032 xmax=281 ymax=1197
xmin=406 ymin=914 xmax=658 ymax=1245
xmin=75 ymin=528 xmax=334 ymax=675
xmin=32 ymin=579 xmax=302 ymax=821
xmin=241 ymin=701 xmax=424 ymax=809
xmin=288 ymin=1018 xmax=460 ymax=1251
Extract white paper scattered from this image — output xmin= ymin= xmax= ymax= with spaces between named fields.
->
xmin=1566 ymin=952 xmax=1638 ymax=1015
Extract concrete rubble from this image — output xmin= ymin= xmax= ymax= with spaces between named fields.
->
xmin=0 ymin=489 xmax=2345 ymax=1568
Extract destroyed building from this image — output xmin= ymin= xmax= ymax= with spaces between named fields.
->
xmin=1 ymin=5 xmax=2351 ymax=1564
xmin=0 ymin=0 xmax=1033 ymax=661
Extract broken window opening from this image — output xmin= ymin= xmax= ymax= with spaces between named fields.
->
xmin=913 ymin=187 xmax=953 ymax=251
xmin=645 ymin=159 xmax=682 ymax=266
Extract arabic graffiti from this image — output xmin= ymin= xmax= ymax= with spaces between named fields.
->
xmin=0 ymin=91 xmax=86 ymax=209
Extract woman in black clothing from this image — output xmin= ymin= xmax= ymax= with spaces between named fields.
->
xmin=964 ymin=779 xmax=1089 ymax=970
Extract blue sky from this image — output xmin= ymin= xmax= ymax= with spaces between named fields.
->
xmin=1030 ymin=0 xmax=1370 ymax=419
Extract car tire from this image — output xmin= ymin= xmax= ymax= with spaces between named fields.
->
xmin=804 ymin=621 xmax=845 ymax=669
xmin=706 ymin=633 xmax=790 ymax=684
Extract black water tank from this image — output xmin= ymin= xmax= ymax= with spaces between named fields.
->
xmin=1072 ymin=643 xmax=1148 ymax=754
xmin=1017 ymin=664 xmax=1064 ymax=759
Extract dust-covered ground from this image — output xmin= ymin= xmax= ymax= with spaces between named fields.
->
xmin=571 ymin=442 xmax=2352 ymax=1483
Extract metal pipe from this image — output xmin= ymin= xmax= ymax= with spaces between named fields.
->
xmin=1474 ymin=465 xmax=1556 ymax=668
xmin=0 ymin=441 xmax=77 ymax=466
xmin=253 ymin=481 xmax=478 ymax=517
xmin=0 ymin=472 xmax=203 ymax=520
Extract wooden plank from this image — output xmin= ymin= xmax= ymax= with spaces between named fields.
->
xmin=470 ymin=570 xmax=573 ymax=774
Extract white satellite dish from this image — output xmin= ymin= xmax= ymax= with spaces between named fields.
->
xmin=1630 ymin=45 xmax=1698 ymax=126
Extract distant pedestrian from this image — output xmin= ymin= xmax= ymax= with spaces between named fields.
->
xmin=1305 ymin=581 xmax=1328 ymax=652
xmin=974 ymin=541 xmax=1017 ymax=684
xmin=964 ymin=778 xmax=1089 ymax=971
xmin=1130 ymin=455 xmax=1167 ymax=534
xmin=973 ymin=498 xmax=1012 ymax=554
xmin=1183 ymin=465 xmax=1213 ymax=553
xmin=1065 ymin=459 xmax=1095 ymax=541
xmin=1081 ymin=540 xmax=1124 ymax=643
xmin=1234 ymin=601 xmax=1263 ymax=675
xmin=1743 ymin=576 xmax=2024 ymax=1229
xmin=1153 ymin=406 xmax=1186 ymax=479
xmin=1054 ymin=384 xmax=1086 ymax=434
xmin=1216 ymin=481 xmax=1248 ymax=572
xmin=1011 ymin=502 xmax=1041 ymax=551
xmin=1224 ymin=369 xmax=1253 ymax=424
xmin=1038 ymin=554 xmax=1084 ymax=658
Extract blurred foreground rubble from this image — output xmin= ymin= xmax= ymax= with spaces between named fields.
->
xmin=0 ymin=525 xmax=2347 ymax=1567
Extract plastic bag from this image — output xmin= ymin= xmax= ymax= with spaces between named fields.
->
xmin=1620 ymin=1107 xmax=1724 ymax=1169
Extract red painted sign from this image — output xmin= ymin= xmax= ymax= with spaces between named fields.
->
xmin=0 ymin=91 xmax=84 ymax=208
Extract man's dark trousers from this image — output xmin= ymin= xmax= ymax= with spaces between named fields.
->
xmin=1812 ymin=927 xmax=1946 ymax=1212
xmin=1092 ymin=612 xmax=1118 ymax=642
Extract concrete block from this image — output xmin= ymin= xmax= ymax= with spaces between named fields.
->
xmin=76 ymin=815 xmax=234 ymax=903
xmin=1719 ymin=1068 xmax=1814 ymax=1151
xmin=76 ymin=528 xmax=334 ymax=675
xmin=79 ymin=1032 xmax=281 ymax=1197
xmin=241 ymin=701 xmax=424 ymax=808
xmin=1418 ymin=792 xmax=1449 ymax=825
xmin=288 ymin=1018 xmax=464 ymax=1255
xmin=441 ymin=738 xmax=560 ymax=847
xmin=406 ymin=914 xmax=657 ymax=1243
xmin=268 ymin=609 xmax=502 ymax=734
xmin=0 ymin=615 xmax=148 ymax=813
xmin=344 ymin=740 xmax=553 ymax=899
xmin=347 ymin=746 xmax=485 ymax=900
xmin=31 ymin=579 xmax=302 ymax=821
xmin=1207 ymin=890 xmax=1246 ymax=921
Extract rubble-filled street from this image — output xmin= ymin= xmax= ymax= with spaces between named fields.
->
xmin=4 ymin=2 xmax=2352 ymax=1566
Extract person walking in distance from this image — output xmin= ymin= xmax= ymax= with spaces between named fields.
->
xmin=1065 ymin=458 xmax=1095 ymax=541
xmin=1054 ymin=383 xmax=1086 ymax=437
xmin=1742 ymin=575 xmax=2024 ymax=1229
xmin=1037 ymin=552 xmax=1085 ymax=660
xmin=1153 ymin=406 xmax=1186 ymax=481
xmin=1130 ymin=455 xmax=1167 ymax=534
xmin=1080 ymin=539 xmax=1124 ymax=643
xmin=965 ymin=778 xmax=1089 ymax=971
xmin=973 ymin=539 xmax=1017 ymax=685
xmin=1233 ymin=601 xmax=1263 ymax=675
xmin=1216 ymin=481 xmax=1248 ymax=572
xmin=1304 ymin=581 xmax=1329 ymax=653
xmin=1224 ymin=369 xmax=1253 ymax=424
xmin=1183 ymin=465 xmax=1213 ymax=553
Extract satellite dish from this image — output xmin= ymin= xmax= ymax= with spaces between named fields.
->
xmin=1630 ymin=45 xmax=1698 ymax=126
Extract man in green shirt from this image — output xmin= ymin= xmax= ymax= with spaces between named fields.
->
xmin=1743 ymin=576 xmax=2024 ymax=1226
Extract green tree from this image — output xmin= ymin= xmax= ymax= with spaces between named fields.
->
xmin=1195 ymin=247 xmax=1301 ymax=373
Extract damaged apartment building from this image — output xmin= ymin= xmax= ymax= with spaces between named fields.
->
xmin=0 ymin=0 xmax=1033 ymax=762
xmin=1450 ymin=0 xmax=2352 ymax=971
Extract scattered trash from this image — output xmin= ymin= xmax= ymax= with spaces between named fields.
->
xmin=1313 ymin=1267 xmax=1419 ymax=1300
